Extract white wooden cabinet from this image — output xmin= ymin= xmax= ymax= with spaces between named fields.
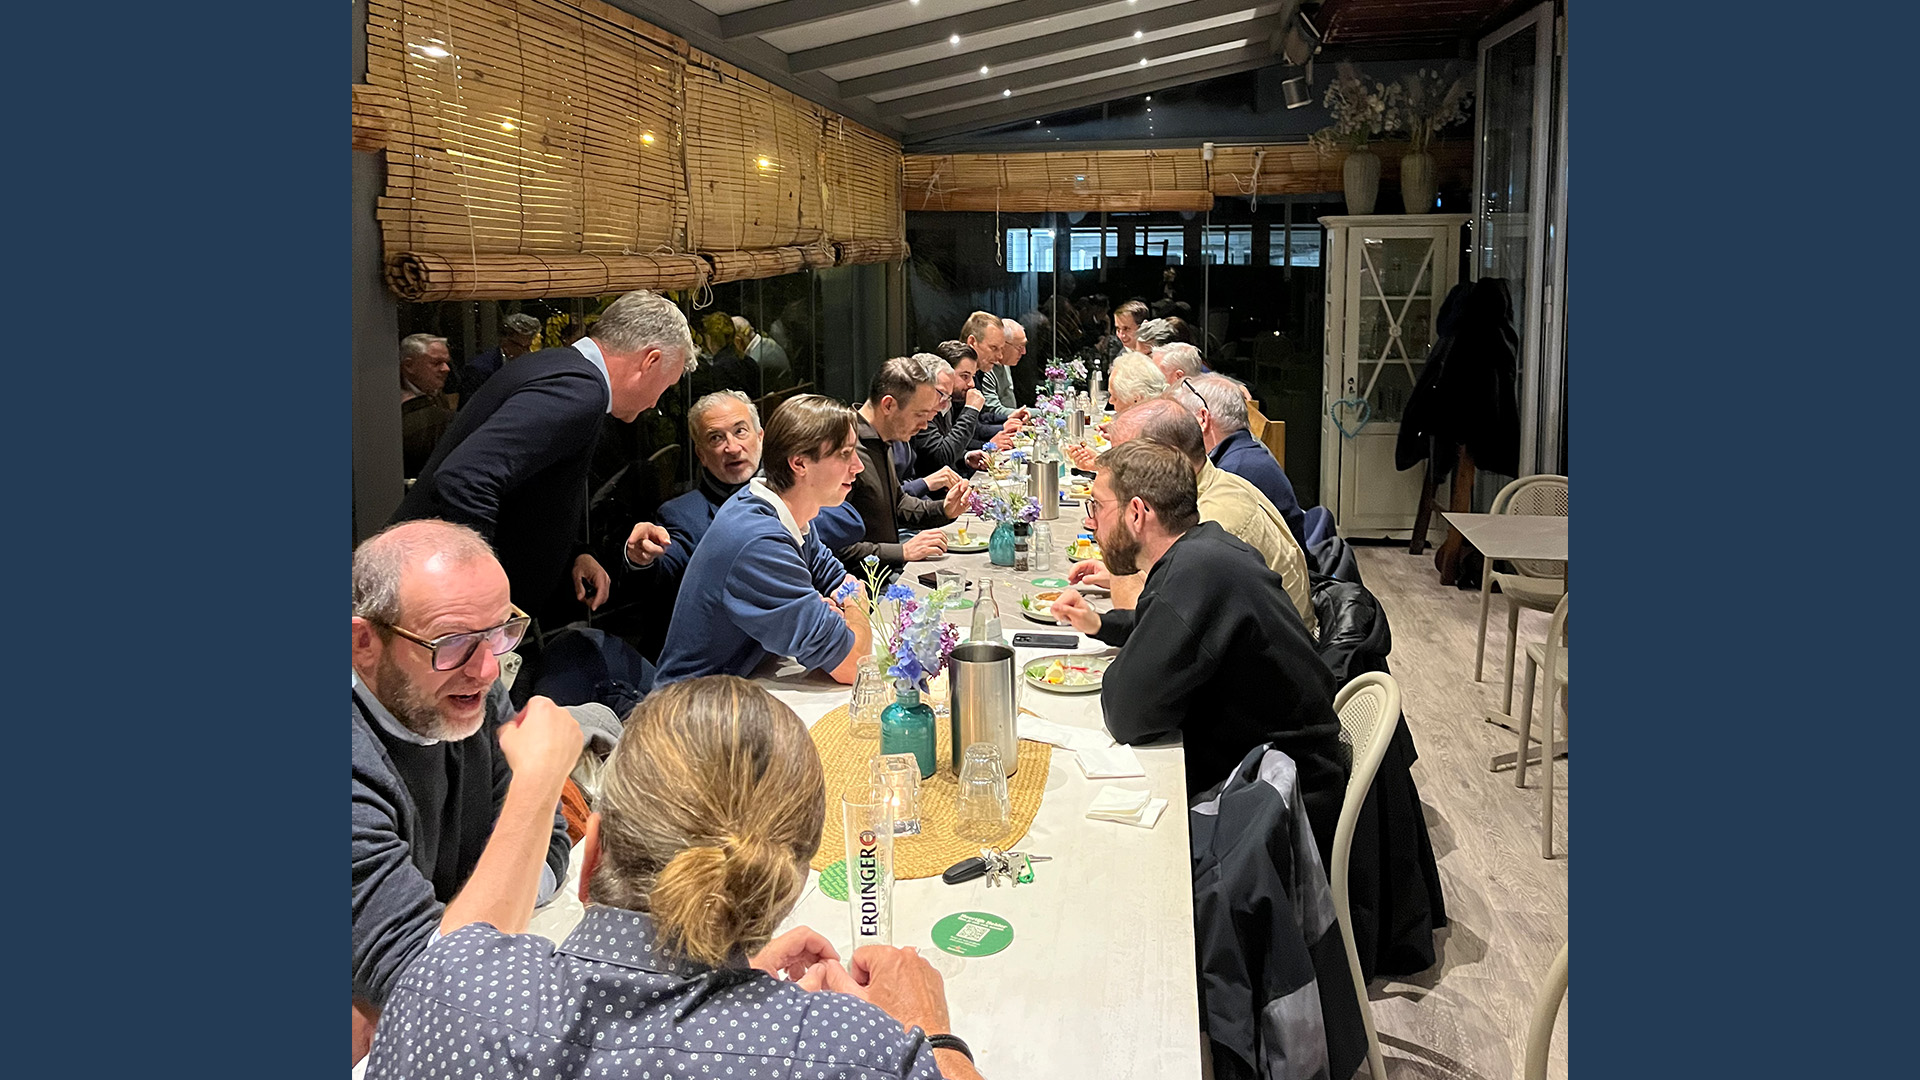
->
xmin=1319 ymin=214 xmax=1469 ymax=537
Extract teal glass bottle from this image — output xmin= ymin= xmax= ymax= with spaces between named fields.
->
xmin=880 ymin=680 xmax=937 ymax=779
xmin=988 ymin=521 xmax=1017 ymax=566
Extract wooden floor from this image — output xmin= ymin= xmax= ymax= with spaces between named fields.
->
xmin=1352 ymin=544 xmax=1568 ymax=1080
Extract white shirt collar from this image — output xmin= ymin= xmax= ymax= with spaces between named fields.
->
xmin=745 ymin=478 xmax=808 ymax=547
xmin=571 ymin=338 xmax=616 ymax=415
xmin=352 ymin=669 xmax=440 ymax=746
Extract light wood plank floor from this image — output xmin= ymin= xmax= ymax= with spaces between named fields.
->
xmin=1351 ymin=544 xmax=1568 ymax=1080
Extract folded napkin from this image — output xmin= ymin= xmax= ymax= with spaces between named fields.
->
xmin=1077 ymin=744 xmax=1147 ymax=779
xmin=1019 ymin=714 xmax=1114 ymax=754
xmin=1087 ymin=785 xmax=1168 ymax=829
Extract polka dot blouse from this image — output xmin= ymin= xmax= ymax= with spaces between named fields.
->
xmin=365 ymin=906 xmax=946 ymax=1080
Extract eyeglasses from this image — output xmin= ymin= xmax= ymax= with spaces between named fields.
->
xmin=1180 ymin=376 xmax=1201 ymax=400
xmin=372 ymin=604 xmax=532 ymax=672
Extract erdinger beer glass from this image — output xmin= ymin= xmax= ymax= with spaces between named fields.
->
xmin=841 ymin=786 xmax=895 ymax=947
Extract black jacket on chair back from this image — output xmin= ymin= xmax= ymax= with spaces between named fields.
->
xmin=392 ymin=345 xmax=610 ymax=623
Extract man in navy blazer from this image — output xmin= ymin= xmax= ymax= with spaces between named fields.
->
xmin=1173 ymin=372 xmax=1310 ymax=549
xmin=392 ymin=290 xmax=696 ymax=628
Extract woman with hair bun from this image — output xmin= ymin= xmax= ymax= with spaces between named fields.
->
xmin=365 ymin=675 xmax=986 ymax=1080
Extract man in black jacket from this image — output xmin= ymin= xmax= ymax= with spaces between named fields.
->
xmin=906 ymin=341 xmax=993 ymax=478
xmin=837 ymin=357 xmax=970 ymax=570
xmin=1050 ymin=439 xmax=1346 ymax=843
xmin=392 ymin=290 xmax=695 ymax=627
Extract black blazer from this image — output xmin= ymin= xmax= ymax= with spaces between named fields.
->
xmin=835 ymin=414 xmax=952 ymax=571
xmin=392 ymin=346 xmax=610 ymax=623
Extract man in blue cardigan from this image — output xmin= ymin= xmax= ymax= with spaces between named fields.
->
xmin=654 ymin=395 xmax=875 ymax=685
xmin=1173 ymin=372 xmax=1310 ymax=548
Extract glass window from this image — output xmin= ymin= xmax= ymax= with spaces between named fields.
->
xmin=1004 ymin=227 xmax=1058 ymax=273
xmin=1202 ymin=225 xmax=1253 ymax=265
xmin=1135 ymin=226 xmax=1186 ymax=264
xmin=1268 ymin=227 xmax=1322 ymax=268
xmin=1068 ymin=227 xmax=1118 ymax=270
xmin=1006 ymin=228 xmax=1031 ymax=273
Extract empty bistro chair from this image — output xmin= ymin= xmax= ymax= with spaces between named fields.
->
xmin=1330 ymin=672 xmax=1405 ymax=1080
xmin=1474 ymin=474 xmax=1568 ymax=717
xmin=1514 ymin=592 xmax=1570 ymax=858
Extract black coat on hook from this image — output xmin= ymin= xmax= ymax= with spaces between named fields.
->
xmin=1395 ymin=277 xmax=1521 ymax=478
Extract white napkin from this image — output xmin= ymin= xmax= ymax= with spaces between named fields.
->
xmin=1086 ymin=786 xmax=1168 ymax=829
xmin=1019 ymin=714 xmax=1114 ymax=753
xmin=1077 ymin=744 xmax=1147 ymax=779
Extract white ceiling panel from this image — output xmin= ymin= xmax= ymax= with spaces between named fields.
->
xmin=817 ymin=0 xmax=1196 ymax=80
xmin=864 ymin=7 xmax=1265 ymax=102
xmin=896 ymin=37 xmax=1249 ymax=119
xmin=759 ymin=0 xmax=1007 ymax=53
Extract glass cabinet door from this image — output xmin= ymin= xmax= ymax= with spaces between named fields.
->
xmin=1352 ymin=234 xmax=1441 ymax=424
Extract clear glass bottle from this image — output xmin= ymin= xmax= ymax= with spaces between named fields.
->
xmin=970 ymin=579 xmax=1004 ymax=646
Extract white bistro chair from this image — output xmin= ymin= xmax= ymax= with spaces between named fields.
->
xmin=1514 ymin=593 xmax=1569 ymax=858
xmin=1523 ymin=942 xmax=1569 ymax=1080
xmin=1475 ymin=474 xmax=1568 ymax=716
xmin=1330 ymin=671 xmax=1403 ymax=1080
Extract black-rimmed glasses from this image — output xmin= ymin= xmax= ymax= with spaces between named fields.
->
xmin=373 ymin=604 xmax=532 ymax=671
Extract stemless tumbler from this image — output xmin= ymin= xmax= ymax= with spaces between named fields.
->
xmin=954 ymin=742 xmax=1012 ymax=841
xmin=869 ymin=753 xmax=923 ymax=837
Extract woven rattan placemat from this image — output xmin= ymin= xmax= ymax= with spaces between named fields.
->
xmin=808 ymin=704 xmax=1051 ymax=879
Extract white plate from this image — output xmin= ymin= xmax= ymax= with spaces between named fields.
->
xmin=1023 ymin=653 xmax=1110 ymax=694
xmin=946 ymin=540 xmax=989 ymax=554
xmin=1018 ymin=594 xmax=1072 ymax=625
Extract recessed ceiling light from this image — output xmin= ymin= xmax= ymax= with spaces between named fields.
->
xmin=1139 ymin=57 xmax=1149 ymax=66
xmin=950 ymin=34 xmax=961 ymax=45
xmin=980 ymin=65 xmax=990 ymax=75
xmin=641 ymin=132 xmax=655 ymax=144
xmin=1003 ymin=89 xmax=1012 ymax=97
xmin=1134 ymin=30 xmax=1144 ymax=39
xmin=1145 ymin=96 xmax=1152 ymax=101
xmin=757 ymin=157 xmax=772 ymax=169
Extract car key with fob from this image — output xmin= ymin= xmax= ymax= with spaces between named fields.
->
xmin=1011 ymin=632 xmax=1079 ymax=649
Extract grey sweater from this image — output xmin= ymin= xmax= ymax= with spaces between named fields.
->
xmin=351 ymin=680 xmax=571 ymax=1006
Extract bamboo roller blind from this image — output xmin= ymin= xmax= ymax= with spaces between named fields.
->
xmin=362 ymin=0 xmax=905 ymax=301
xmin=904 ymin=142 xmax=1473 ymax=213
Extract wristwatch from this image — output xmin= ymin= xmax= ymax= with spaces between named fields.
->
xmin=926 ymin=1033 xmax=973 ymax=1062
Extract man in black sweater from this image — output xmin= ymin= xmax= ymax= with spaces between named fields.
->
xmin=351 ymin=520 xmax=586 ymax=1066
xmin=1050 ymin=440 xmax=1348 ymax=848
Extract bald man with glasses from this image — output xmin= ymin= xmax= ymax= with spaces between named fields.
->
xmin=351 ymin=520 xmax=594 ymax=1067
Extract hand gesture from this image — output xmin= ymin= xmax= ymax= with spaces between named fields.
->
xmin=1008 ymin=407 xmax=1031 ymax=422
xmin=848 ymin=945 xmax=953 ymax=1038
xmin=922 ymin=466 xmax=962 ymax=492
xmin=751 ymin=926 xmax=840 ymax=982
xmin=497 ymin=695 xmax=584 ymax=787
xmin=1066 ymin=442 xmax=1099 ymax=470
xmin=941 ymin=478 xmax=972 ymax=518
xmin=964 ymin=387 xmax=985 ymax=410
xmin=573 ymin=554 xmax=611 ymax=610
xmin=1067 ymin=560 xmax=1111 ymax=588
xmin=963 ymin=449 xmax=988 ymax=470
xmin=1049 ymin=588 xmax=1101 ymax=635
xmin=902 ymin=530 xmax=949 ymax=562
xmin=624 ymin=522 xmax=671 ymax=568
xmin=1000 ymin=416 xmax=1026 ymax=437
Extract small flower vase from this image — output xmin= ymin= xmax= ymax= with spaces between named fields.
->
xmin=988 ymin=521 xmax=1017 ymax=566
xmin=880 ymin=680 xmax=937 ymax=779
xmin=1400 ymin=150 xmax=1436 ymax=214
xmin=1343 ymin=148 xmax=1381 ymax=215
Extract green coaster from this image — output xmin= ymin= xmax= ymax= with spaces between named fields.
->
xmin=818 ymin=859 xmax=849 ymax=902
xmin=945 ymin=598 xmax=975 ymax=610
xmin=1030 ymin=577 xmax=1069 ymax=588
xmin=930 ymin=911 xmax=1015 ymax=957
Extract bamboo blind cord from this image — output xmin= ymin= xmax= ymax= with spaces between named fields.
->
xmin=511 ymin=0 xmax=526 ymax=254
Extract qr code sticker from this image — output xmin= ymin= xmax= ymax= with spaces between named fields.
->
xmin=953 ymin=922 xmax=991 ymax=944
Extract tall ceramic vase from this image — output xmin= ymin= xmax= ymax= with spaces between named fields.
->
xmin=1343 ymin=149 xmax=1381 ymax=215
xmin=1400 ymin=150 xmax=1436 ymax=214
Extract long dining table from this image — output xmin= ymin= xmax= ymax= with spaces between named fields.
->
xmin=528 ymin=521 xmax=1205 ymax=1080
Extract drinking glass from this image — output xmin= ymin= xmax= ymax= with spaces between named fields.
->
xmin=869 ymin=753 xmax=923 ymax=837
xmin=849 ymin=657 xmax=886 ymax=738
xmin=935 ymin=568 xmax=964 ymax=607
xmin=954 ymin=742 xmax=1012 ymax=841
xmin=842 ymin=786 xmax=895 ymax=947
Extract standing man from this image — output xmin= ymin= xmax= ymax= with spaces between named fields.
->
xmin=392 ymin=289 xmax=696 ymax=630
xmin=458 ymin=311 xmax=542 ymax=401
xmin=399 ymin=333 xmax=455 ymax=479
xmin=351 ymin=520 xmax=586 ymax=1065
xmin=837 ymin=358 xmax=970 ymax=571
xmin=1172 ymin=372 xmax=1308 ymax=548
xmin=1048 ymin=441 xmax=1346 ymax=830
